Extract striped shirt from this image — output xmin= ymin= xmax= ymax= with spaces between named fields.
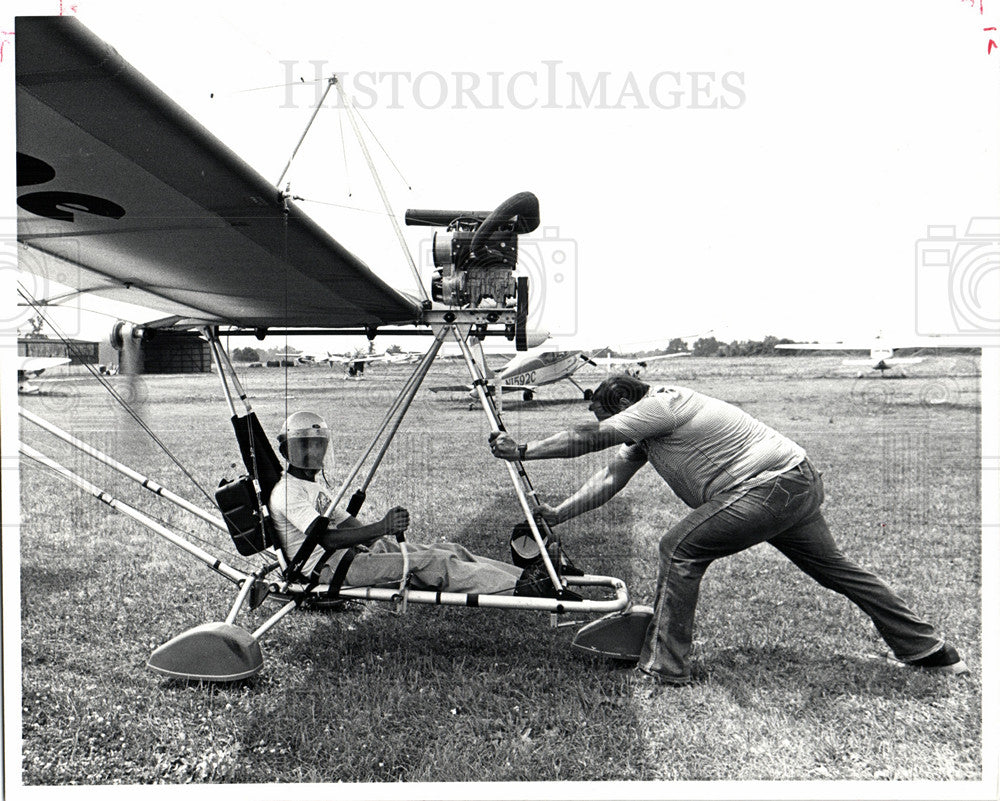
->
xmin=605 ymin=385 xmax=805 ymax=508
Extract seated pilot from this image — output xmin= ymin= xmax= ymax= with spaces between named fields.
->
xmin=268 ymin=411 xmax=523 ymax=595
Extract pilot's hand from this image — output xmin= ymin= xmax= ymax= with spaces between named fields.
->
xmin=534 ymin=503 xmax=562 ymax=526
xmin=383 ymin=506 xmax=410 ymax=535
xmin=489 ymin=431 xmax=519 ymax=460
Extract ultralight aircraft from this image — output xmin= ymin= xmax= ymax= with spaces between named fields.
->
xmin=14 ymin=16 xmax=649 ymax=683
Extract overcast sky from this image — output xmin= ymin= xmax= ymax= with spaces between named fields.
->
xmin=2 ymin=0 xmax=998 ymax=354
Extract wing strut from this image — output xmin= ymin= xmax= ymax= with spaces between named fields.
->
xmin=275 ymin=76 xmax=339 ymax=188
xmin=452 ymin=332 xmax=573 ymax=600
xmin=325 ymin=327 xmax=448 ymax=517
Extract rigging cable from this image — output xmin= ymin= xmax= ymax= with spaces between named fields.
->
xmin=16 ymin=285 xmax=217 ymax=507
xmin=335 ymin=79 xmax=428 ymax=303
xmin=350 ymin=100 xmax=412 ymax=190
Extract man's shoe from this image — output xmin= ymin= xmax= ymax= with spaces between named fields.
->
xmin=906 ymin=643 xmax=969 ymax=675
xmin=514 ymin=560 xmax=582 ymax=600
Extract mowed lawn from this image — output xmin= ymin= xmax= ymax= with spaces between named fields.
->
xmin=16 ymin=354 xmax=982 ymax=784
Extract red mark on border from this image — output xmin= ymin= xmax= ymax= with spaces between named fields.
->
xmin=959 ymin=0 xmax=1000 ymax=53
xmin=0 ymin=31 xmax=13 ymax=63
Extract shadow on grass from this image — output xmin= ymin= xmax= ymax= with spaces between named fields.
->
xmin=704 ymin=643 xmax=970 ymax=707
xmin=20 ymin=562 xmax=94 ymax=596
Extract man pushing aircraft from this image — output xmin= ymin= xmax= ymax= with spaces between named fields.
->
xmin=489 ymin=375 xmax=967 ymax=685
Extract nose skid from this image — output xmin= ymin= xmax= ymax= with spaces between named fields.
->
xmin=570 ymin=605 xmax=654 ymax=662
xmin=147 ymin=622 xmax=264 ymax=682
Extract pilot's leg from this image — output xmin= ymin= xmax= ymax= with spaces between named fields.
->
xmin=345 ymin=542 xmax=521 ymax=595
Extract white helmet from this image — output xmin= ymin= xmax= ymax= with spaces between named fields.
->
xmin=278 ymin=411 xmax=331 ymax=470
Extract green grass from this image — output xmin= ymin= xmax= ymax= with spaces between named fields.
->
xmin=17 ymin=354 xmax=982 ymax=784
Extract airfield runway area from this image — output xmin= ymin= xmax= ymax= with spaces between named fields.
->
xmin=16 ymin=354 xmax=982 ymax=783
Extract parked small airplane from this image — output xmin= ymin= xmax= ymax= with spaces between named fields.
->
xmin=432 ymin=342 xmax=690 ymax=404
xmin=293 ymin=348 xmax=416 ymax=375
xmin=776 ymin=336 xmax=923 ymax=376
xmin=16 ymin=356 xmax=71 ymax=394
xmin=332 ymin=349 xmax=418 ymax=377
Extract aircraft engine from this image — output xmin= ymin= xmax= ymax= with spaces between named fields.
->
xmin=405 ymin=192 xmax=540 ymax=308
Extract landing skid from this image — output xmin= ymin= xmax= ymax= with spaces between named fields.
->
xmin=570 ymin=605 xmax=653 ymax=662
xmin=148 ymin=572 xmax=633 ymax=682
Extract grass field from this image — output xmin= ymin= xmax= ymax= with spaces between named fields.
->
xmin=14 ymin=353 xmax=984 ymax=787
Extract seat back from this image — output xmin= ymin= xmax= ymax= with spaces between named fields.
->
xmin=231 ymin=412 xmax=282 ymax=500
xmin=215 ymin=474 xmax=276 ymax=556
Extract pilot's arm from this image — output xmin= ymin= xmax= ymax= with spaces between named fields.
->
xmin=317 ymin=506 xmax=409 ymax=550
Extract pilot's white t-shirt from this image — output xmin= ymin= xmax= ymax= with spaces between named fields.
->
xmin=269 ymin=473 xmax=351 ymax=576
xmin=605 ymin=385 xmax=805 ymax=508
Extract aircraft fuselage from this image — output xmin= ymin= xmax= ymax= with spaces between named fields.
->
xmin=497 ymin=351 xmax=584 ymax=388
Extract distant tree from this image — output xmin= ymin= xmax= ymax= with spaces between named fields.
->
xmin=231 ymin=346 xmax=261 ymax=362
xmin=692 ymin=336 xmax=721 ymax=357
xmin=667 ymin=337 xmax=688 ymax=353
xmin=721 ymin=340 xmax=741 ymax=357
xmin=19 ymin=314 xmax=48 ymax=338
xmin=386 ymin=344 xmax=403 ymax=355
xmin=760 ymin=335 xmax=780 ymax=355
xmin=263 ymin=346 xmax=301 ymax=360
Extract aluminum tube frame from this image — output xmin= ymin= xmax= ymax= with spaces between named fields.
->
xmin=20 ymin=443 xmax=247 ymax=585
xmin=268 ymin=574 xmax=630 ymax=615
xmin=251 ymin=599 xmax=299 ymax=640
xmin=451 ymin=329 xmax=562 ymax=589
xmin=225 ymin=567 xmax=266 ymax=625
xmin=327 ymin=327 xmax=447 ymax=512
xmin=207 ymin=331 xmax=238 ymax=419
xmin=19 ymin=407 xmax=228 ymax=533
xmin=211 ymin=334 xmax=254 ymax=414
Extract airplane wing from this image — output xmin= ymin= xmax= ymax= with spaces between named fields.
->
xmin=428 ymin=384 xmax=473 ymax=393
xmin=841 ymin=356 xmax=924 ymax=366
xmin=599 ymin=352 xmax=691 ymax=365
xmin=427 ymin=382 xmax=536 ymax=394
xmin=336 ymin=354 xmax=391 ymax=365
xmin=17 ymin=356 xmax=72 ymax=373
xmin=775 ymin=344 xmax=870 ymax=351
xmin=15 ymin=16 xmax=422 ymax=330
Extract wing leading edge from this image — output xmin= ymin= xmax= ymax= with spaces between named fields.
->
xmin=15 ymin=16 xmax=422 ymax=329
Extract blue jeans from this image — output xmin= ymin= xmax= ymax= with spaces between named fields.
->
xmin=638 ymin=460 xmax=943 ymax=682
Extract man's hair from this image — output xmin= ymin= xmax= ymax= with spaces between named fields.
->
xmin=591 ymin=374 xmax=650 ymax=412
